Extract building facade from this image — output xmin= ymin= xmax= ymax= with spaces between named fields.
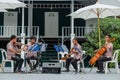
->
xmin=0 ymin=0 xmax=96 ymax=49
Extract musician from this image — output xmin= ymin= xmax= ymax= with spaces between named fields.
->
xmin=65 ymin=38 xmax=82 ymax=73
xmin=7 ymin=35 xmax=24 ymax=73
xmin=25 ymin=36 xmax=39 ymax=71
xmin=97 ymin=34 xmax=113 ymax=73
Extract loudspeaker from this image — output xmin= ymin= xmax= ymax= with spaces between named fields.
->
xmin=42 ymin=62 xmax=61 ymax=74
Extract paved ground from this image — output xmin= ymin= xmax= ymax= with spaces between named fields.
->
xmin=0 ymin=68 xmax=120 ymax=80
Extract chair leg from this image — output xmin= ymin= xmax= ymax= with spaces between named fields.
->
xmin=104 ymin=62 xmax=111 ymax=73
xmin=105 ymin=62 xmax=108 ymax=74
xmin=77 ymin=62 xmax=80 ymax=72
xmin=2 ymin=61 xmax=5 ymax=72
xmin=108 ymin=68 xmax=111 ymax=73
xmin=60 ymin=60 xmax=66 ymax=68
xmin=26 ymin=61 xmax=30 ymax=72
xmin=60 ymin=61 xmax=64 ymax=68
xmin=0 ymin=64 xmax=2 ymax=72
xmin=11 ymin=61 xmax=14 ymax=72
xmin=77 ymin=61 xmax=86 ymax=74
xmin=81 ymin=61 xmax=86 ymax=74
xmin=82 ymin=61 xmax=85 ymax=70
xmin=89 ymin=63 xmax=95 ymax=72
xmin=0 ymin=64 xmax=4 ymax=72
xmin=115 ymin=62 xmax=119 ymax=73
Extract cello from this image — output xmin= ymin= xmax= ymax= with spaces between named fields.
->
xmin=89 ymin=38 xmax=115 ymax=65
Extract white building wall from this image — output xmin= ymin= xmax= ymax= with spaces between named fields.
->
xmin=85 ymin=18 xmax=97 ymax=33
xmin=4 ymin=12 xmax=18 ymax=36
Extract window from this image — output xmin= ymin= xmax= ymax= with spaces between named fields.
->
xmin=32 ymin=4 xmax=82 ymax=9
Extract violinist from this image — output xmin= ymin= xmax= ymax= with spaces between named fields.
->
xmin=97 ymin=34 xmax=113 ymax=73
xmin=7 ymin=35 xmax=24 ymax=73
xmin=65 ymin=38 xmax=82 ymax=74
xmin=25 ymin=36 xmax=39 ymax=71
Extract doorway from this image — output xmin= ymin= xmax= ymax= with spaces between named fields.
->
xmin=45 ymin=12 xmax=59 ymax=37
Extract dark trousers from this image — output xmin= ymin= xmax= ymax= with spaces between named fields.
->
xmin=97 ymin=56 xmax=111 ymax=71
xmin=11 ymin=56 xmax=24 ymax=72
xmin=66 ymin=57 xmax=79 ymax=71
xmin=26 ymin=56 xmax=39 ymax=69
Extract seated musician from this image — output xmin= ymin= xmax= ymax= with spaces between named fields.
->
xmin=7 ymin=35 xmax=24 ymax=73
xmin=65 ymin=38 xmax=82 ymax=73
xmin=25 ymin=36 xmax=39 ymax=71
xmin=96 ymin=34 xmax=113 ymax=73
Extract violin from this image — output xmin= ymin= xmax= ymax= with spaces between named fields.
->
xmin=13 ymin=42 xmax=27 ymax=54
xmin=61 ymin=48 xmax=78 ymax=60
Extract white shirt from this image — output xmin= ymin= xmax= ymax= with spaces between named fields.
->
xmin=72 ymin=44 xmax=82 ymax=60
xmin=104 ymin=42 xmax=113 ymax=58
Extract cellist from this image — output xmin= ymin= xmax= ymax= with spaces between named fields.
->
xmin=96 ymin=34 xmax=113 ymax=73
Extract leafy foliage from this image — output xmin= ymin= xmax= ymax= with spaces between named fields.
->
xmin=82 ymin=18 xmax=120 ymax=63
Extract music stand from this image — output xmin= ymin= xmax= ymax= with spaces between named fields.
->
xmin=38 ymin=44 xmax=48 ymax=70
xmin=27 ymin=43 xmax=48 ymax=72
xmin=54 ymin=44 xmax=69 ymax=60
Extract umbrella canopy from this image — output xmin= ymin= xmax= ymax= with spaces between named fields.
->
xmin=0 ymin=9 xmax=7 ymax=12
xmin=0 ymin=0 xmax=26 ymax=9
xmin=69 ymin=3 xmax=120 ymax=19
xmin=69 ymin=2 xmax=120 ymax=48
xmin=99 ymin=0 xmax=120 ymax=7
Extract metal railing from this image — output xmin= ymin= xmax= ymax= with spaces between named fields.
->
xmin=0 ymin=26 xmax=39 ymax=37
xmin=62 ymin=26 xmax=96 ymax=44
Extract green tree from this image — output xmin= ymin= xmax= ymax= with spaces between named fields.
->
xmin=82 ymin=17 xmax=120 ymax=63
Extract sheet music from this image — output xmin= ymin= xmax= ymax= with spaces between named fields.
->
xmin=40 ymin=44 xmax=48 ymax=52
xmin=28 ymin=43 xmax=42 ymax=52
xmin=61 ymin=45 xmax=69 ymax=52
xmin=54 ymin=45 xmax=60 ymax=52
xmin=54 ymin=44 xmax=69 ymax=52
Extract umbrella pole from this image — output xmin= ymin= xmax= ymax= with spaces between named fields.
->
xmin=70 ymin=0 xmax=75 ymax=48
xmin=21 ymin=0 xmax=25 ymax=67
xmin=98 ymin=17 xmax=101 ymax=48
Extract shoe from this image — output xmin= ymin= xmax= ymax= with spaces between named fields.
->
xmin=64 ymin=70 xmax=69 ymax=72
xmin=14 ymin=70 xmax=24 ymax=73
xmin=79 ymin=69 xmax=82 ymax=73
xmin=31 ymin=67 xmax=37 ymax=71
xmin=14 ymin=69 xmax=17 ymax=73
xmin=75 ymin=69 xmax=78 ymax=74
xmin=30 ymin=67 xmax=33 ymax=71
xmin=17 ymin=70 xmax=25 ymax=73
xmin=14 ymin=70 xmax=18 ymax=73
xmin=97 ymin=70 xmax=105 ymax=73
xmin=75 ymin=71 xmax=78 ymax=74
xmin=33 ymin=67 xmax=37 ymax=70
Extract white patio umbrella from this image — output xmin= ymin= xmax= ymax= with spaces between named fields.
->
xmin=0 ymin=0 xmax=26 ymax=9
xmin=0 ymin=0 xmax=26 ymax=37
xmin=99 ymin=0 xmax=120 ymax=7
xmin=0 ymin=9 xmax=7 ymax=12
xmin=69 ymin=2 xmax=120 ymax=48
